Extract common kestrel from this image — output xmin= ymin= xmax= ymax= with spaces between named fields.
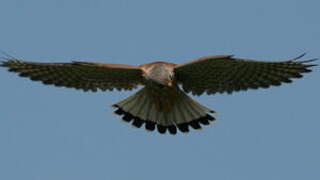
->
xmin=1 ymin=54 xmax=317 ymax=135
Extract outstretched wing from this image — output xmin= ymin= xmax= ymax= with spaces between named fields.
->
xmin=174 ymin=54 xmax=317 ymax=95
xmin=1 ymin=59 xmax=144 ymax=92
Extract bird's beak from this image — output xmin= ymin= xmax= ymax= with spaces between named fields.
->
xmin=167 ymin=81 xmax=173 ymax=87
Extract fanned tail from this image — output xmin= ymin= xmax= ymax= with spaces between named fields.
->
xmin=112 ymin=87 xmax=217 ymax=135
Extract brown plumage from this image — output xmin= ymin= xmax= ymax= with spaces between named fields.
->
xmin=1 ymin=53 xmax=317 ymax=135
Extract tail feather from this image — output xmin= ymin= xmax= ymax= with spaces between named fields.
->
xmin=112 ymin=87 xmax=217 ymax=135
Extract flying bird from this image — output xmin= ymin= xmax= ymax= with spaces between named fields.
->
xmin=1 ymin=54 xmax=317 ymax=135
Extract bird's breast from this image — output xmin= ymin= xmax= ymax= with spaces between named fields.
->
xmin=142 ymin=63 xmax=174 ymax=86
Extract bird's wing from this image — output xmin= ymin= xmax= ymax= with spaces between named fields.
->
xmin=1 ymin=59 xmax=144 ymax=92
xmin=174 ymin=54 xmax=317 ymax=95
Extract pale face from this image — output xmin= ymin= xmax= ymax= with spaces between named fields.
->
xmin=143 ymin=64 xmax=174 ymax=86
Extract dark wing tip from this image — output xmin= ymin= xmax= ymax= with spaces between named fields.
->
xmin=289 ymin=53 xmax=318 ymax=72
xmin=0 ymin=60 xmax=5 ymax=67
xmin=0 ymin=50 xmax=19 ymax=66
xmin=0 ymin=60 xmax=24 ymax=72
xmin=292 ymin=52 xmax=307 ymax=61
xmin=0 ymin=58 xmax=10 ymax=67
xmin=0 ymin=59 xmax=16 ymax=68
xmin=300 ymin=58 xmax=318 ymax=65
xmin=290 ymin=53 xmax=318 ymax=66
xmin=300 ymin=59 xmax=318 ymax=73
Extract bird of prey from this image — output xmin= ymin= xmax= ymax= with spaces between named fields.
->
xmin=1 ymin=54 xmax=317 ymax=135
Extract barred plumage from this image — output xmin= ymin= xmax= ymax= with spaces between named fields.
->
xmin=174 ymin=54 xmax=317 ymax=95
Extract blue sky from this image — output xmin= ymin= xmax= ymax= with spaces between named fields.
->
xmin=0 ymin=0 xmax=319 ymax=180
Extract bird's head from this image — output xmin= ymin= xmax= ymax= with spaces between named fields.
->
xmin=143 ymin=63 xmax=175 ymax=87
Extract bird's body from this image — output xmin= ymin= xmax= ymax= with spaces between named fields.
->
xmin=1 ymin=54 xmax=317 ymax=135
xmin=141 ymin=62 xmax=176 ymax=86
xmin=113 ymin=61 xmax=214 ymax=134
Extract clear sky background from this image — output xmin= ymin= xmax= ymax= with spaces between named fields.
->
xmin=0 ymin=0 xmax=319 ymax=180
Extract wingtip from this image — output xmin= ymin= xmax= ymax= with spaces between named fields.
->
xmin=289 ymin=53 xmax=318 ymax=67
xmin=301 ymin=59 xmax=318 ymax=70
xmin=300 ymin=58 xmax=318 ymax=63
xmin=0 ymin=60 xmax=8 ymax=67
xmin=292 ymin=52 xmax=307 ymax=61
xmin=0 ymin=50 xmax=19 ymax=67
xmin=0 ymin=50 xmax=17 ymax=60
